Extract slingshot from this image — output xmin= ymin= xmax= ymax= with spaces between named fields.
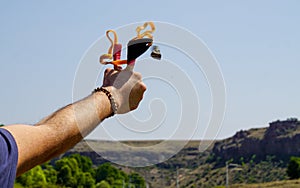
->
xmin=99 ymin=22 xmax=160 ymax=71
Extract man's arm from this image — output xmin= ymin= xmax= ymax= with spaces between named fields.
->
xmin=3 ymin=68 xmax=146 ymax=176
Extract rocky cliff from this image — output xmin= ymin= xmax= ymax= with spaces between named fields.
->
xmin=63 ymin=118 xmax=300 ymax=187
xmin=212 ymin=118 xmax=300 ymax=163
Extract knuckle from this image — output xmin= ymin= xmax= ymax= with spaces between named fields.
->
xmin=135 ymin=72 xmax=142 ymax=79
xmin=104 ymin=68 xmax=113 ymax=75
xmin=139 ymin=82 xmax=147 ymax=91
xmin=139 ymin=94 xmax=144 ymax=101
xmin=133 ymin=106 xmax=138 ymax=110
xmin=130 ymin=104 xmax=138 ymax=111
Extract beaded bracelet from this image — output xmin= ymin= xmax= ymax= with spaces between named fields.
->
xmin=93 ymin=87 xmax=118 ymax=116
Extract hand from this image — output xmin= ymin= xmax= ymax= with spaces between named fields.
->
xmin=102 ymin=68 xmax=146 ymax=114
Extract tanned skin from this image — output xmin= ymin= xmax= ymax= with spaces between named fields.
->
xmin=2 ymin=67 xmax=146 ymax=176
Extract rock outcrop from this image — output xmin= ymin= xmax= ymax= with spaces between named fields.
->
xmin=212 ymin=118 xmax=300 ymax=162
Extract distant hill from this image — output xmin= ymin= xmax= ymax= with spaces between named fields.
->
xmin=213 ymin=118 xmax=300 ymax=164
xmin=65 ymin=140 xmax=211 ymax=167
xmin=64 ymin=118 xmax=300 ymax=187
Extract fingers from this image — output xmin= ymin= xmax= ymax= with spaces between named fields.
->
xmin=139 ymin=81 xmax=147 ymax=92
xmin=103 ymin=68 xmax=114 ymax=86
xmin=104 ymin=68 xmax=115 ymax=79
xmin=114 ymin=65 xmax=122 ymax=71
xmin=104 ymin=68 xmax=113 ymax=76
xmin=102 ymin=67 xmax=146 ymax=113
xmin=129 ymin=81 xmax=147 ymax=111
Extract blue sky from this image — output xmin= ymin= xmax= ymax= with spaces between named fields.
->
xmin=0 ymin=1 xmax=299 ymax=140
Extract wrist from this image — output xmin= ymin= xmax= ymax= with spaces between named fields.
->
xmin=91 ymin=91 xmax=112 ymax=119
xmin=93 ymin=87 xmax=118 ymax=117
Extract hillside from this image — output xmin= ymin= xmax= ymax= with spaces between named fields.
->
xmin=66 ymin=140 xmax=213 ymax=167
xmin=64 ymin=118 xmax=300 ymax=187
xmin=213 ymin=118 xmax=300 ymax=164
xmin=230 ymin=179 xmax=300 ymax=188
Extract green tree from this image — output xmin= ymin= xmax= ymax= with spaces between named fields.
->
xmin=95 ymin=163 xmax=129 ymax=187
xmin=55 ymin=154 xmax=97 ymax=187
xmin=96 ymin=180 xmax=111 ymax=188
xmin=59 ymin=165 xmax=77 ymax=187
xmin=287 ymin=156 xmax=300 ymax=179
xmin=77 ymin=171 xmax=96 ymax=188
xmin=16 ymin=154 xmax=141 ymax=188
xmin=42 ymin=162 xmax=58 ymax=185
xmin=129 ymin=172 xmax=146 ymax=188
xmin=0 ymin=124 xmax=4 ymax=127
xmin=16 ymin=165 xmax=47 ymax=187
xmin=55 ymin=157 xmax=79 ymax=187
xmin=96 ymin=163 xmax=118 ymax=184
xmin=69 ymin=153 xmax=94 ymax=173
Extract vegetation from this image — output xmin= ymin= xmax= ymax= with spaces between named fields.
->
xmin=287 ymin=156 xmax=300 ymax=179
xmin=167 ymin=155 xmax=288 ymax=188
xmin=9 ymin=118 xmax=300 ymax=187
xmin=230 ymin=179 xmax=300 ymax=188
xmin=16 ymin=154 xmax=146 ymax=188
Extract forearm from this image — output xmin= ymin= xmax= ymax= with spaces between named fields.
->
xmin=4 ymin=91 xmax=112 ymax=176
xmin=37 ymin=91 xmax=112 ymax=138
xmin=4 ymin=67 xmax=146 ymax=176
xmin=36 ymin=91 xmax=111 ymax=150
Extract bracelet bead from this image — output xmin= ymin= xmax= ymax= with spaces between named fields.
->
xmin=93 ymin=87 xmax=118 ymax=117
